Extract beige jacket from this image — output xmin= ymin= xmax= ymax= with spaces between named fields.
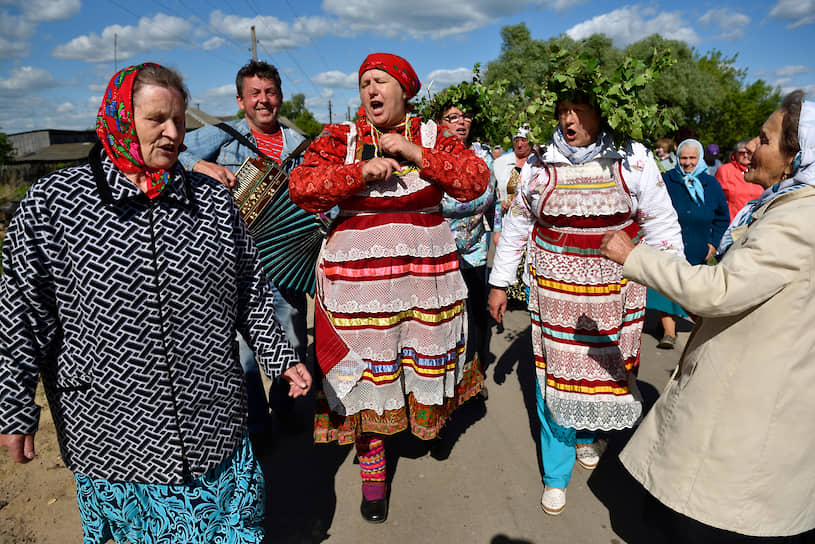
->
xmin=619 ymin=187 xmax=815 ymax=537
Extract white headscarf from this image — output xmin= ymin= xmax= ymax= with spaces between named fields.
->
xmin=718 ymin=99 xmax=815 ymax=255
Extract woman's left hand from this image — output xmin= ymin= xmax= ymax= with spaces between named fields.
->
xmin=705 ymin=243 xmax=716 ymax=261
xmin=600 ymin=230 xmax=636 ymax=265
xmin=281 ymin=363 xmax=312 ymax=398
xmin=378 ymin=133 xmax=423 ymax=165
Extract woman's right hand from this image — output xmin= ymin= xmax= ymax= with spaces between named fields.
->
xmin=361 ymin=157 xmax=401 ymax=184
xmin=488 ymin=287 xmax=508 ymax=324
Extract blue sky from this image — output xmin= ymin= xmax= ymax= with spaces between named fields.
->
xmin=0 ymin=0 xmax=813 ymax=135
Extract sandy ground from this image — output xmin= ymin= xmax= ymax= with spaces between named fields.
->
xmin=0 ymin=304 xmax=687 ymax=544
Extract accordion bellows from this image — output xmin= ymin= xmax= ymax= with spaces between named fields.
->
xmin=233 ymin=156 xmax=327 ymax=295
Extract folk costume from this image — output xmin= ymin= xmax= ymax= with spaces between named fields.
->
xmin=0 ymin=64 xmax=299 ymax=544
xmin=288 ymin=53 xmax=489 ymax=511
xmin=490 ymin=127 xmax=682 ymax=491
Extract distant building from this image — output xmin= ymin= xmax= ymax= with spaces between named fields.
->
xmin=9 ymin=129 xmax=98 ymax=163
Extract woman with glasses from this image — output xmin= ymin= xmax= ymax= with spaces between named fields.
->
xmin=715 ymin=140 xmax=762 ymax=220
xmin=433 ymin=91 xmax=501 ymax=387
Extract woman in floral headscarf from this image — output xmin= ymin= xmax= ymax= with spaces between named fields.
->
xmin=289 ymin=52 xmax=489 ymax=523
xmin=0 ymin=63 xmax=310 ymax=544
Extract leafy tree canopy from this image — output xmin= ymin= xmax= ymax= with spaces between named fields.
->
xmin=481 ymin=23 xmax=780 ymax=152
xmin=415 ymin=65 xmax=507 ymax=144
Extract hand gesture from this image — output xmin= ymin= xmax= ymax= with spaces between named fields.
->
xmin=600 ymin=230 xmax=636 ymax=265
xmin=361 ymin=157 xmax=401 ymax=184
xmin=281 ymin=363 xmax=312 ymax=398
xmin=488 ymin=288 xmax=508 ymax=324
xmin=378 ymin=133 xmax=422 ymax=165
xmin=193 ymin=160 xmax=238 ymax=189
xmin=0 ymin=433 xmax=36 ymax=464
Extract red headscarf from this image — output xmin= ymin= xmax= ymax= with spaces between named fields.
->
xmin=96 ymin=62 xmax=178 ymax=199
xmin=358 ymin=53 xmax=421 ymax=99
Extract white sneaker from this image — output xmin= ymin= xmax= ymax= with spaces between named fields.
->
xmin=541 ymin=486 xmax=566 ymax=515
xmin=576 ymin=439 xmax=607 ymax=470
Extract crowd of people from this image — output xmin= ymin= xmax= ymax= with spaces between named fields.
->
xmin=1 ymin=53 xmax=813 ymax=544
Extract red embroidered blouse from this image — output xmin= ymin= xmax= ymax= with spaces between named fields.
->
xmin=289 ymin=115 xmax=489 ymax=213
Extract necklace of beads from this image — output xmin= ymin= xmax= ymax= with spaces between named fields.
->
xmin=369 ymin=114 xmax=418 ymax=177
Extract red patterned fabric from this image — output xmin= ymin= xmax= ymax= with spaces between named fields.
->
xmin=290 ymin=116 xmax=488 ymax=444
xmin=95 ymin=63 xmax=178 ymax=199
xmin=358 ymin=53 xmax=420 ymax=98
xmin=715 ymin=160 xmax=762 ymax=221
xmin=289 ymin=116 xmax=489 ymax=213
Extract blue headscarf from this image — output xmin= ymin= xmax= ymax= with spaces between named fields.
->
xmin=675 ymin=139 xmax=707 ymax=204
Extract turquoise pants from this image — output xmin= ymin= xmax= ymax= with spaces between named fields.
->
xmin=535 ymin=383 xmax=596 ymax=489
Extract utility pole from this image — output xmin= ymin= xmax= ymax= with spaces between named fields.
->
xmin=114 ymin=33 xmax=118 ymax=72
xmin=250 ymin=26 xmax=257 ymax=61
xmin=328 ymin=99 xmax=333 ymax=124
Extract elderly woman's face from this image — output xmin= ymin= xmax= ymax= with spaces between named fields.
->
xmin=441 ymin=106 xmax=472 ymax=143
xmin=133 ymin=84 xmax=185 ymax=171
xmin=558 ymin=100 xmax=601 ymax=147
xmin=678 ymin=145 xmax=700 ymax=173
xmin=360 ymin=69 xmax=407 ymax=128
xmin=745 ymin=109 xmax=794 ymax=188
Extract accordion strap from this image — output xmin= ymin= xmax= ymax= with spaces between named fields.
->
xmin=215 ymin=122 xmax=263 ymax=157
xmin=215 ymin=122 xmax=309 ymax=168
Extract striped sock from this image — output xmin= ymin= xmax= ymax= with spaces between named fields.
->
xmin=356 ymin=435 xmax=386 ymax=500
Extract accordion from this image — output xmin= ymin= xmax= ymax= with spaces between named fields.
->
xmin=233 ymin=155 xmax=327 ymax=295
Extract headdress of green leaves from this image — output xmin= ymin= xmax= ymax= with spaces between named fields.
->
xmin=416 ymin=65 xmax=506 ymax=144
xmin=513 ymin=45 xmax=678 ymax=146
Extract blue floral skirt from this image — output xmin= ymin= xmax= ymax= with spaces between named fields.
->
xmin=74 ymin=435 xmax=265 ymax=544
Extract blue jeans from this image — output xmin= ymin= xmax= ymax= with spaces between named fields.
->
xmin=535 ymin=384 xmax=595 ymax=489
xmin=240 ymin=284 xmax=307 ymax=429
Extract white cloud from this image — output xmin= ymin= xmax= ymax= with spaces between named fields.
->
xmin=0 ymin=66 xmax=60 ymax=97
xmin=52 ymin=13 xmax=194 ymax=63
xmin=566 ymin=6 xmax=699 ymax=47
xmin=321 ymin=0 xmax=587 ymax=39
xmin=425 ymin=67 xmax=472 ymax=90
xmin=212 ymin=10 xmax=315 ymax=52
xmin=0 ymin=94 xmax=99 ymax=133
xmin=0 ymin=35 xmax=29 ymax=58
xmin=202 ymin=36 xmax=225 ymax=50
xmin=699 ymin=8 xmax=750 ymax=40
xmin=56 ymin=101 xmax=75 ymax=113
xmin=775 ymin=65 xmax=810 ymax=78
xmin=312 ymin=70 xmax=357 ymax=89
xmin=0 ymin=10 xmax=36 ymax=39
xmin=769 ymin=0 xmax=815 ymax=28
xmin=19 ymin=0 xmax=80 ymax=21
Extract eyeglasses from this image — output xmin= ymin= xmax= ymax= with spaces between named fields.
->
xmin=736 ymin=150 xmax=752 ymax=156
xmin=442 ymin=112 xmax=474 ymax=123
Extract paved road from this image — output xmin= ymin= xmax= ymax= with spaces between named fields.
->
xmin=258 ymin=305 xmax=690 ymax=544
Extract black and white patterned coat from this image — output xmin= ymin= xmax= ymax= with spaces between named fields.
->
xmin=0 ymin=146 xmax=297 ymax=484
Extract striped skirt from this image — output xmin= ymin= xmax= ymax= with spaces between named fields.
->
xmin=313 ymin=211 xmax=483 ymax=444
xmin=529 ymin=220 xmax=645 ymax=431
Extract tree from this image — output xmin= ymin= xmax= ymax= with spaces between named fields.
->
xmin=0 ymin=127 xmax=14 ymax=165
xmin=280 ymin=93 xmax=323 ymax=140
xmin=482 ymin=24 xmax=780 ymax=151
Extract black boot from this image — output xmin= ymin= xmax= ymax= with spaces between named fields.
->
xmin=360 ymin=496 xmax=388 ymax=523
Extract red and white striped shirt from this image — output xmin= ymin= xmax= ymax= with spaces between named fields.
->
xmin=252 ymin=130 xmax=284 ymax=165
